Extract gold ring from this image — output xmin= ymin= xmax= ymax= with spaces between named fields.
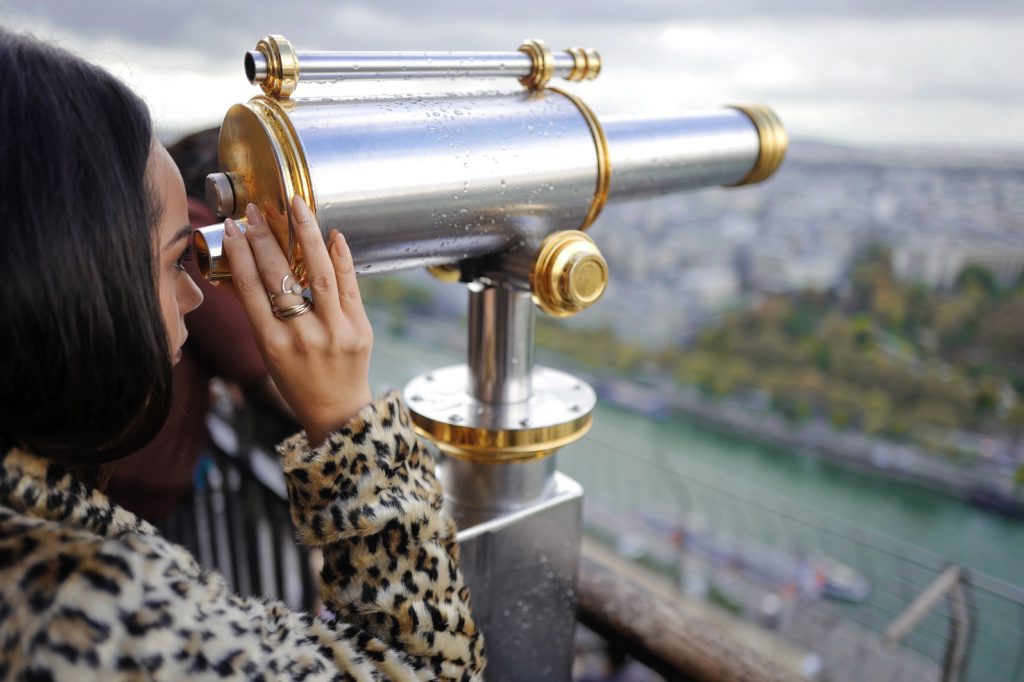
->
xmin=272 ymin=298 xmax=313 ymax=320
xmin=255 ymin=35 xmax=299 ymax=99
xmin=518 ymin=39 xmax=555 ymax=91
xmin=726 ymin=104 xmax=788 ymax=186
xmin=549 ymin=87 xmax=610 ymax=230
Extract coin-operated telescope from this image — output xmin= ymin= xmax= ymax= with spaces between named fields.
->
xmin=195 ymin=35 xmax=786 ymax=680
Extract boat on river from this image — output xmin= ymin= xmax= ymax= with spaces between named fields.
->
xmin=609 ymin=508 xmax=871 ymax=603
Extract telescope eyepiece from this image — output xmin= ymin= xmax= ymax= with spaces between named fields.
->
xmin=245 ymin=51 xmax=268 ymax=84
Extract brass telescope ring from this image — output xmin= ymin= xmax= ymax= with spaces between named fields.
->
xmin=518 ymin=39 xmax=555 ymax=91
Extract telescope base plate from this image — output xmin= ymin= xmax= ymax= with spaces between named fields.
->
xmin=404 ymin=365 xmax=596 ymax=462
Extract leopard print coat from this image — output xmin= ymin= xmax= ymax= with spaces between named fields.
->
xmin=0 ymin=393 xmax=486 ymax=680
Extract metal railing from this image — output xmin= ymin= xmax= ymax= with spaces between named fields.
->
xmin=558 ymin=429 xmax=1024 ymax=682
xmin=158 ymin=407 xmax=318 ymax=613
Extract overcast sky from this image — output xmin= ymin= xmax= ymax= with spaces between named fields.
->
xmin=2 ymin=0 xmax=1022 ymax=150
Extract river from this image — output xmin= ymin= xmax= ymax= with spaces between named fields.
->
xmin=370 ymin=325 xmax=1023 ymax=588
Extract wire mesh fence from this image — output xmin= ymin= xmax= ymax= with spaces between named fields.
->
xmin=558 ymin=427 xmax=1024 ymax=682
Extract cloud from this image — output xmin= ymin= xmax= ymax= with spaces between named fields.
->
xmin=5 ymin=0 xmax=1022 ymax=48
xmin=1 ymin=2 xmax=1022 ymax=148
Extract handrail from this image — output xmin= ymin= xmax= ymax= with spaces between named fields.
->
xmin=577 ymin=539 xmax=811 ymax=682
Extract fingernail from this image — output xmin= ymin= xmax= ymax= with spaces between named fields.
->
xmin=224 ymin=218 xmax=239 ymax=237
xmin=245 ymin=203 xmax=259 ymax=225
xmin=293 ymin=195 xmax=311 ymax=221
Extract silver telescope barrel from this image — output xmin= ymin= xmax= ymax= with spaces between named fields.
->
xmin=246 ymin=35 xmax=600 ymax=97
xmin=194 ymin=92 xmax=785 ymax=285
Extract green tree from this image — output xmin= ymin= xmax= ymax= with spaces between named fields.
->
xmin=955 ymin=264 xmax=998 ymax=298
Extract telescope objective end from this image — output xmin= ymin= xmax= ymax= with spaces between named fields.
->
xmin=728 ymin=103 xmax=788 ymax=186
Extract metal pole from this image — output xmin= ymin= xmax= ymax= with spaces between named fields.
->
xmin=246 ymin=47 xmax=594 ymax=86
xmin=468 ymin=284 xmax=535 ymax=405
xmin=942 ymin=576 xmax=973 ymax=682
xmin=438 ymin=285 xmax=552 ymax=521
xmin=252 ymin=50 xmax=541 ymax=81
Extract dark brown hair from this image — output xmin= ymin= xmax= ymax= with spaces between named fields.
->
xmin=167 ymin=126 xmax=220 ymax=200
xmin=0 ymin=30 xmax=172 ymax=464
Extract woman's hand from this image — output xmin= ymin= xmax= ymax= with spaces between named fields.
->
xmin=221 ymin=196 xmax=373 ymax=446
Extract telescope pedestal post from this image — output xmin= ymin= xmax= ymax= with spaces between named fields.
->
xmin=405 ymin=284 xmax=589 ymax=681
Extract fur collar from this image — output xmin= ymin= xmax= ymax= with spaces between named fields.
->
xmin=0 ymin=447 xmax=156 ymax=539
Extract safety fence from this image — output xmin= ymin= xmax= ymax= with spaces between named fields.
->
xmin=559 ymin=429 xmax=1024 ymax=682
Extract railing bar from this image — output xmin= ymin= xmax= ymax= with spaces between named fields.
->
xmin=847 ymin=613 xmax=944 ymax=661
xmin=1012 ymin=602 xmax=1024 ymax=681
xmin=966 ymin=573 xmax=1024 ymax=602
xmin=854 ymin=600 xmax=959 ymax=646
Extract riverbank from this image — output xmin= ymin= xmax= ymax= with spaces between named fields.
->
xmin=658 ymin=386 xmax=1024 ymax=515
xmin=590 ymin=370 xmax=1024 ymax=514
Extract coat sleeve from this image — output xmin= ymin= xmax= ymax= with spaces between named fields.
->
xmin=276 ymin=392 xmax=486 ymax=679
xmin=25 ymin=393 xmax=485 ymax=681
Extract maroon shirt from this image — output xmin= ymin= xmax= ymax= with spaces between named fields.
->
xmin=106 ymin=199 xmax=268 ymax=521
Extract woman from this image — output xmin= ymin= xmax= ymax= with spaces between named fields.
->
xmin=0 ymin=29 xmax=485 ymax=681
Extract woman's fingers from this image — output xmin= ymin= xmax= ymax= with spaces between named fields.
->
xmin=220 ymin=217 xmax=275 ymax=328
xmin=222 ymin=200 xmax=374 ymax=444
xmin=290 ymin=196 xmax=341 ymax=325
xmin=243 ymin=203 xmax=306 ymax=310
xmin=328 ymin=229 xmax=367 ymax=319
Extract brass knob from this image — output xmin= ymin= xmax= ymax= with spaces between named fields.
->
xmin=205 ymin=172 xmax=237 ymax=218
xmin=531 ymin=230 xmax=608 ymax=317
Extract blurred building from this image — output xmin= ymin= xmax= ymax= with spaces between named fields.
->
xmin=892 ymin=235 xmax=1024 ymax=288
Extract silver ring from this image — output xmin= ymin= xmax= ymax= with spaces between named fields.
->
xmin=268 ymin=273 xmax=304 ymax=304
xmin=280 ymin=273 xmax=303 ymax=296
xmin=272 ymin=298 xmax=313 ymax=320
